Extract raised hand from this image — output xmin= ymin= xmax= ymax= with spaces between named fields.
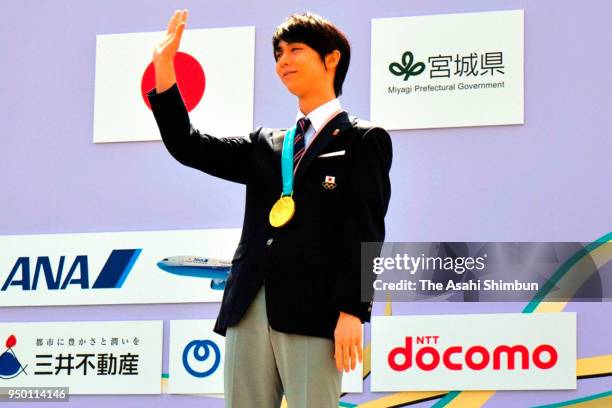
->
xmin=153 ymin=9 xmax=188 ymax=93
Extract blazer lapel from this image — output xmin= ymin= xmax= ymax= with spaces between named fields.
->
xmin=294 ymin=111 xmax=352 ymax=187
xmin=270 ymin=128 xmax=287 ymax=176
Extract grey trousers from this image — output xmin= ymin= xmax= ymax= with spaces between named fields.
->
xmin=224 ymin=287 xmax=342 ymax=408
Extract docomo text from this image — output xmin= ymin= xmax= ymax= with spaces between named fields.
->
xmin=388 ymin=336 xmax=558 ymax=371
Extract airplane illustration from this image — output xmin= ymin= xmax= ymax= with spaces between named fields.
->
xmin=156 ymin=256 xmax=231 ymax=290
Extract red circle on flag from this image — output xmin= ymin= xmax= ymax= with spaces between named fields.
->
xmin=141 ymin=51 xmax=206 ymax=112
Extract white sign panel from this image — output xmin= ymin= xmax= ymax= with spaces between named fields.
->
xmin=94 ymin=26 xmax=255 ymax=143
xmin=168 ymin=320 xmax=224 ymax=394
xmin=168 ymin=320 xmax=362 ymax=394
xmin=0 ymin=229 xmax=240 ymax=306
xmin=371 ymin=313 xmax=576 ymax=391
xmin=371 ymin=10 xmax=524 ymax=129
xmin=0 ymin=321 xmax=162 ymax=394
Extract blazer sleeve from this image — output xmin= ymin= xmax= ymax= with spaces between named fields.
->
xmin=147 ymin=84 xmax=258 ymax=184
xmin=332 ymin=125 xmax=392 ymax=322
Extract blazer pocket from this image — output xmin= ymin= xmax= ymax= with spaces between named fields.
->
xmin=317 ymin=150 xmax=346 ymax=159
xmin=301 ymin=246 xmax=335 ymax=304
xmin=302 ymin=246 xmax=334 ymax=270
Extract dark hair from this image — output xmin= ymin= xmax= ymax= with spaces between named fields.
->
xmin=272 ymin=13 xmax=350 ymax=97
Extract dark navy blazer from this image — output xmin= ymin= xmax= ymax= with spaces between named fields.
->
xmin=149 ymin=84 xmax=392 ymax=340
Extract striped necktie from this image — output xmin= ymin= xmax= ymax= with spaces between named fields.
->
xmin=293 ymin=117 xmax=311 ymax=169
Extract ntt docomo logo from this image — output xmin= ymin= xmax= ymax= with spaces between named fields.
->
xmin=388 ymin=336 xmax=558 ymax=371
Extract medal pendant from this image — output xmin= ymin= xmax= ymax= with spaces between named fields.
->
xmin=269 ymin=195 xmax=295 ymax=228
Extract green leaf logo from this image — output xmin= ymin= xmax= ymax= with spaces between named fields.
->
xmin=389 ymin=51 xmax=426 ymax=81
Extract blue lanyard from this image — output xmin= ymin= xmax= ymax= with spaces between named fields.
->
xmin=280 ymin=126 xmax=297 ymax=196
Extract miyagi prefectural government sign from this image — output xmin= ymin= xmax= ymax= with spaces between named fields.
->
xmin=371 ymin=10 xmax=524 ymax=130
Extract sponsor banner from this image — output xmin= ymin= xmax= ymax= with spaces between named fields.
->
xmin=168 ymin=320 xmax=224 ymax=394
xmin=168 ymin=320 xmax=363 ymax=394
xmin=362 ymin=242 xmax=612 ymax=302
xmin=371 ymin=313 xmax=576 ymax=391
xmin=0 ymin=229 xmax=240 ymax=307
xmin=94 ymin=26 xmax=255 ymax=143
xmin=371 ymin=10 xmax=524 ymax=129
xmin=0 ymin=321 xmax=162 ymax=394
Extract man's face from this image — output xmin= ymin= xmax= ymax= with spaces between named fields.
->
xmin=274 ymin=40 xmax=330 ymax=98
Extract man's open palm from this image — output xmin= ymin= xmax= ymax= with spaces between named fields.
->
xmin=154 ymin=9 xmax=188 ymax=65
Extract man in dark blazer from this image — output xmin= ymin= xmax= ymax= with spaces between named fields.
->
xmin=148 ymin=10 xmax=391 ymax=408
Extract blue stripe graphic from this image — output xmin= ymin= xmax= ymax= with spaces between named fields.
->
xmin=92 ymin=249 xmax=142 ymax=288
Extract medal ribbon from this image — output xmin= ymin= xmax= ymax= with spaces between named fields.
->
xmin=280 ymin=126 xmax=297 ymax=196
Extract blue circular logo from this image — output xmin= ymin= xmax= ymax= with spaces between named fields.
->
xmin=182 ymin=339 xmax=221 ymax=378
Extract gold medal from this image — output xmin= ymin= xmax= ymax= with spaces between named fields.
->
xmin=269 ymin=195 xmax=295 ymax=228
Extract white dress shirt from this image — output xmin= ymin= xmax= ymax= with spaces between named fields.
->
xmin=295 ymin=98 xmax=342 ymax=147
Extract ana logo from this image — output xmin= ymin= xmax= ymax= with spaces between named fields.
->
xmin=0 ymin=335 xmax=28 ymax=379
xmin=1 ymin=249 xmax=141 ymax=292
xmin=389 ymin=51 xmax=426 ymax=81
xmin=388 ymin=336 xmax=558 ymax=371
xmin=182 ymin=339 xmax=221 ymax=378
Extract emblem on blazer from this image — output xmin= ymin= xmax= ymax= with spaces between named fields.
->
xmin=322 ymin=176 xmax=337 ymax=190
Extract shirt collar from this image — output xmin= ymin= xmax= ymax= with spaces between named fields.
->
xmin=295 ymin=98 xmax=342 ymax=133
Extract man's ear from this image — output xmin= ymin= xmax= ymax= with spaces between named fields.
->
xmin=324 ymin=50 xmax=341 ymax=70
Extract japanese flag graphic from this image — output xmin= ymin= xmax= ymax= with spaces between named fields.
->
xmin=93 ymin=26 xmax=254 ymax=143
